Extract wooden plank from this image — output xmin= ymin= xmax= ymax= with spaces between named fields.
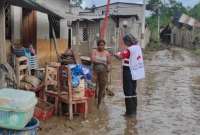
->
xmin=16 ymin=56 xmax=28 ymax=62
xmin=19 ymin=65 xmax=28 ymax=70
xmin=0 ymin=1 xmax=6 ymax=64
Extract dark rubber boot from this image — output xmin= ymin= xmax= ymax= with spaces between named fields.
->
xmin=125 ymin=98 xmax=133 ymax=115
xmin=125 ymin=97 xmax=137 ymax=117
xmin=132 ymin=97 xmax=137 ymax=115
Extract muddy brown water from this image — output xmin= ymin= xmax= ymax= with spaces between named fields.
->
xmin=39 ymin=48 xmax=200 ymax=135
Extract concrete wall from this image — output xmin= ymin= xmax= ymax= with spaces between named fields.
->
xmin=71 ymin=21 xmax=90 ymax=56
xmin=37 ymin=39 xmax=67 ymax=65
xmin=77 ymin=3 xmax=146 ymax=50
xmin=88 ymin=21 xmax=100 ymax=49
xmin=11 ymin=6 xmax=69 ymax=65
xmin=72 ymin=42 xmax=90 ymax=56
xmin=94 ymin=3 xmax=143 ymax=22
xmin=60 ymin=19 xmax=68 ymax=39
xmin=104 ymin=17 xmax=116 ymax=47
xmin=36 ymin=12 xmax=68 ymax=65
xmin=144 ymin=27 xmax=151 ymax=48
xmin=119 ymin=17 xmax=141 ymax=39
xmin=11 ymin=6 xmax=22 ymax=43
xmin=36 ymin=12 xmax=69 ymax=40
xmin=39 ymin=0 xmax=70 ymax=13
xmin=37 ymin=12 xmax=49 ymax=39
xmin=71 ymin=6 xmax=84 ymax=15
xmin=72 ymin=16 xmax=144 ymax=54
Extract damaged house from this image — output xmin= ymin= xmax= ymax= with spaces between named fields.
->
xmin=71 ymin=2 xmax=150 ymax=56
xmin=0 ymin=0 xmax=73 ymax=65
xmin=171 ymin=13 xmax=200 ymax=48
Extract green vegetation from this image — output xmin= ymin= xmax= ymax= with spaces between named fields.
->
xmin=146 ymin=0 xmax=200 ymax=49
xmin=190 ymin=3 xmax=200 ymax=20
xmin=147 ymin=0 xmax=188 ymax=40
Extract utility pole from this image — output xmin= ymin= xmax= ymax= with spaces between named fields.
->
xmin=157 ymin=0 xmax=160 ymax=45
xmin=141 ymin=0 xmax=146 ymax=48
xmin=158 ymin=8 xmax=160 ymax=42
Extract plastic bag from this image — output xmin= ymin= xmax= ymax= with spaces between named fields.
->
xmin=82 ymin=66 xmax=92 ymax=81
xmin=71 ymin=64 xmax=84 ymax=76
xmin=72 ymin=74 xmax=80 ymax=88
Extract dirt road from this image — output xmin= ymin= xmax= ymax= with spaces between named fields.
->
xmin=39 ymin=47 xmax=200 ymax=135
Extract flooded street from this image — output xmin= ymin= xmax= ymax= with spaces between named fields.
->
xmin=39 ymin=47 xmax=200 ymax=135
xmin=138 ymin=47 xmax=200 ymax=135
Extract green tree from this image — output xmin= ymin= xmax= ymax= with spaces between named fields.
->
xmin=146 ymin=0 xmax=188 ymax=40
xmin=190 ymin=2 xmax=200 ymax=20
xmin=146 ymin=0 xmax=161 ymax=14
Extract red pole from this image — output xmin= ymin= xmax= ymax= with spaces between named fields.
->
xmin=100 ymin=0 xmax=111 ymax=39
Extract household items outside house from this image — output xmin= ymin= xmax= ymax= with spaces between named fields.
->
xmin=0 ymin=88 xmax=38 ymax=133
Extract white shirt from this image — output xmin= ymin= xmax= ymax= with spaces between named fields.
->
xmin=128 ymin=45 xmax=145 ymax=80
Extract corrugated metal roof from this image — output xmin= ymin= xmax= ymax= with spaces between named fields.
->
xmin=80 ymin=15 xmax=105 ymax=20
xmin=72 ymin=14 xmax=138 ymax=22
xmin=71 ymin=15 xmax=105 ymax=22
xmin=188 ymin=18 xmax=196 ymax=26
xmin=178 ymin=13 xmax=200 ymax=28
xmin=179 ymin=14 xmax=190 ymax=24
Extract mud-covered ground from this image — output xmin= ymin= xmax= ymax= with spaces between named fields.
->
xmin=39 ymin=47 xmax=200 ymax=135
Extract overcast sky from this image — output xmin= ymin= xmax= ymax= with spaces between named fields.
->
xmin=81 ymin=0 xmax=200 ymax=8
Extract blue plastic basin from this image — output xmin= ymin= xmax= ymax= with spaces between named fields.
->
xmin=0 ymin=118 xmax=39 ymax=135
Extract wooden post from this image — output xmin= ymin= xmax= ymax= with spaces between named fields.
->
xmin=0 ymin=1 xmax=6 ymax=64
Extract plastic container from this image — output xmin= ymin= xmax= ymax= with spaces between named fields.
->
xmin=77 ymin=88 xmax=95 ymax=113
xmin=0 ymin=88 xmax=37 ymax=129
xmin=0 ymin=118 xmax=39 ymax=135
xmin=34 ymin=100 xmax=54 ymax=121
xmin=13 ymin=47 xmax=31 ymax=58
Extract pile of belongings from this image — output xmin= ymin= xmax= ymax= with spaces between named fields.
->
xmin=67 ymin=64 xmax=96 ymax=98
xmin=0 ymin=63 xmax=17 ymax=89
xmin=60 ymin=49 xmax=76 ymax=65
xmin=12 ymin=45 xmax=35 ymax=58
xmin=12 ymin=45 xmax=39 ymax=71
xmin=67 ymin=64 xmax=95 ymax=89
xmin=20 ymin=75 xmax=41 ymax=90
xmin=0 ymin=88 xmax=38 ymax=132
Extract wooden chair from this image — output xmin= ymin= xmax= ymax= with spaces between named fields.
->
xmin=15 ymin=56 xmax=43 ymax=98
xmin=15 ymin=56 xmax=30 ymax=88
xmin=59 ymin=65 xmax=88 ymax=120
xmin=44 ymin=64 xmax=63 ymax=115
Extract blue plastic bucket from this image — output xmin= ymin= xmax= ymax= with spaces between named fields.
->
xmin=0 ymin=118 xmax=39 ymax=135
